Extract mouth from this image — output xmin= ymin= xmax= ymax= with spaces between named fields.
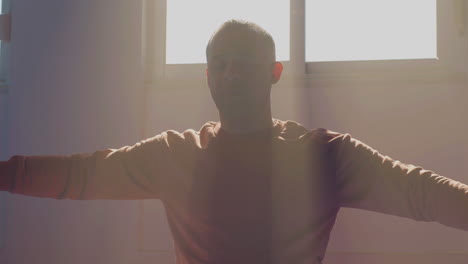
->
xmin=226 ymin=92 xmax=248 ymax=99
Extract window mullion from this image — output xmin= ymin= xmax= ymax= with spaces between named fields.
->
xmin=290 ymin=0 xmax=306 ymax=75
xmin=143 ymin=0 xmax=167 ymax=87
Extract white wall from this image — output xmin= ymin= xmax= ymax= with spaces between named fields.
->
xmin=0 ymin=1 xmax=158 ymax=264
xmin=0 ymin=1 xmax=467 ymax=264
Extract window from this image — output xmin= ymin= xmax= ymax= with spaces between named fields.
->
xmin=144 ymin=0 xmax=464 ymax=87
xmin=0 ymin=0 xmax=10 ymax=250
xmin=306 ymin=0 xmax=436 ymax=62
xmin=0 ymin=0 xmax=10 ymax=95
xmin=166 ymin=0 xmax=289 ymax=64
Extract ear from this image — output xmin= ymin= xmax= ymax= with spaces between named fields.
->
xmin=271 ymin=62 xmax=283 ymax=84
xmin=206 ymin=68 xmax=212 ymax=89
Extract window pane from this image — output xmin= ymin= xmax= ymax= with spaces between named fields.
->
xmin=0 ymin=0 xmax=3 ymax=46
xmin=0 ymin=0 xmax=2 ymax=44
xmin=306 ymin=0 xmax=436 ymax=62
xmin=166 ymin=0 xmax=289 ymax=64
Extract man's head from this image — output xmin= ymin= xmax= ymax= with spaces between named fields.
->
xmin=205 ymin=19 xmax=283 ymax=118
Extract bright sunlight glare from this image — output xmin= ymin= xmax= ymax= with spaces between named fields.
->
xmin=166 ymin=0 xmax=436 ymax=64
xmin=306 ymin=0 xmax=437 ymax=62
xmin=166 ymin=0 xmax=289 ymax=64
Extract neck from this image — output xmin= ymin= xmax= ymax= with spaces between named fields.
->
xmin=218 ymin=110 xmax=274 ymax=134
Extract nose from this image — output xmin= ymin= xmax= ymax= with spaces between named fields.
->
xmin=223 ymin=59 xmax=242 ymax=81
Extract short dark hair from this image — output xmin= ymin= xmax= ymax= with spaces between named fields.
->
xmin=205 ymin=19 xmax=276 ymax=62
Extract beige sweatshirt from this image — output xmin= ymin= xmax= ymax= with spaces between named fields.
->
xmin=1 ymin=119 xmax=467 ymax=264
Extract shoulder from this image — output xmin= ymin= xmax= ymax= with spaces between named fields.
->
xmin=275 ymin=119 xmax=310 ymax=139
xmin=275 ymin=119 xmax=348 ymax=143
xmin=155 ymin=121 xmax=217 ymax=149
xmin=309 ymin=128 xmax=348 ymax=143
xmin=309 ymin=129 xmax=378 ymax=162
xmin=277 ymin=121 xmax=365 ymax=154
xmin=309 ymin=129 xmax=365 ymax=153
xmin=160 ymin=128 xmax=199 ymax=146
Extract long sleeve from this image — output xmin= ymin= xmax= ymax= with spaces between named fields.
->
xmin=0 ymin=133 xmax=168 ymax=200
xmin=329 ymin=132 xmax=468 ymax=231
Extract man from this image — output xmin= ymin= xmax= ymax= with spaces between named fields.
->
xmin=1 ymin=19 xmax=467 ymax=264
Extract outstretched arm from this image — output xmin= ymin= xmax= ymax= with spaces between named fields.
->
xmin=329 ymin=132 xmax=468 ymax=231
xmin=0 ymin=133 xmax=168 ymax=200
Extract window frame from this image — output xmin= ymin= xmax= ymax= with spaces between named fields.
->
xmin=0 ymin=0 xmax=10 ymax=95
xmin=0 ymin=0 xmax=10 ymax=252
xmin=143 ymin=0 xmax=466 ymax=90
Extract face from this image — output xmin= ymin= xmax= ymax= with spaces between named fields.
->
xmin=206 ymin=28 xmax=280 ymax=117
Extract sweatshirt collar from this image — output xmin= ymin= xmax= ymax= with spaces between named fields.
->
xmin=213 ymin=119 xmax=281 ymax=139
